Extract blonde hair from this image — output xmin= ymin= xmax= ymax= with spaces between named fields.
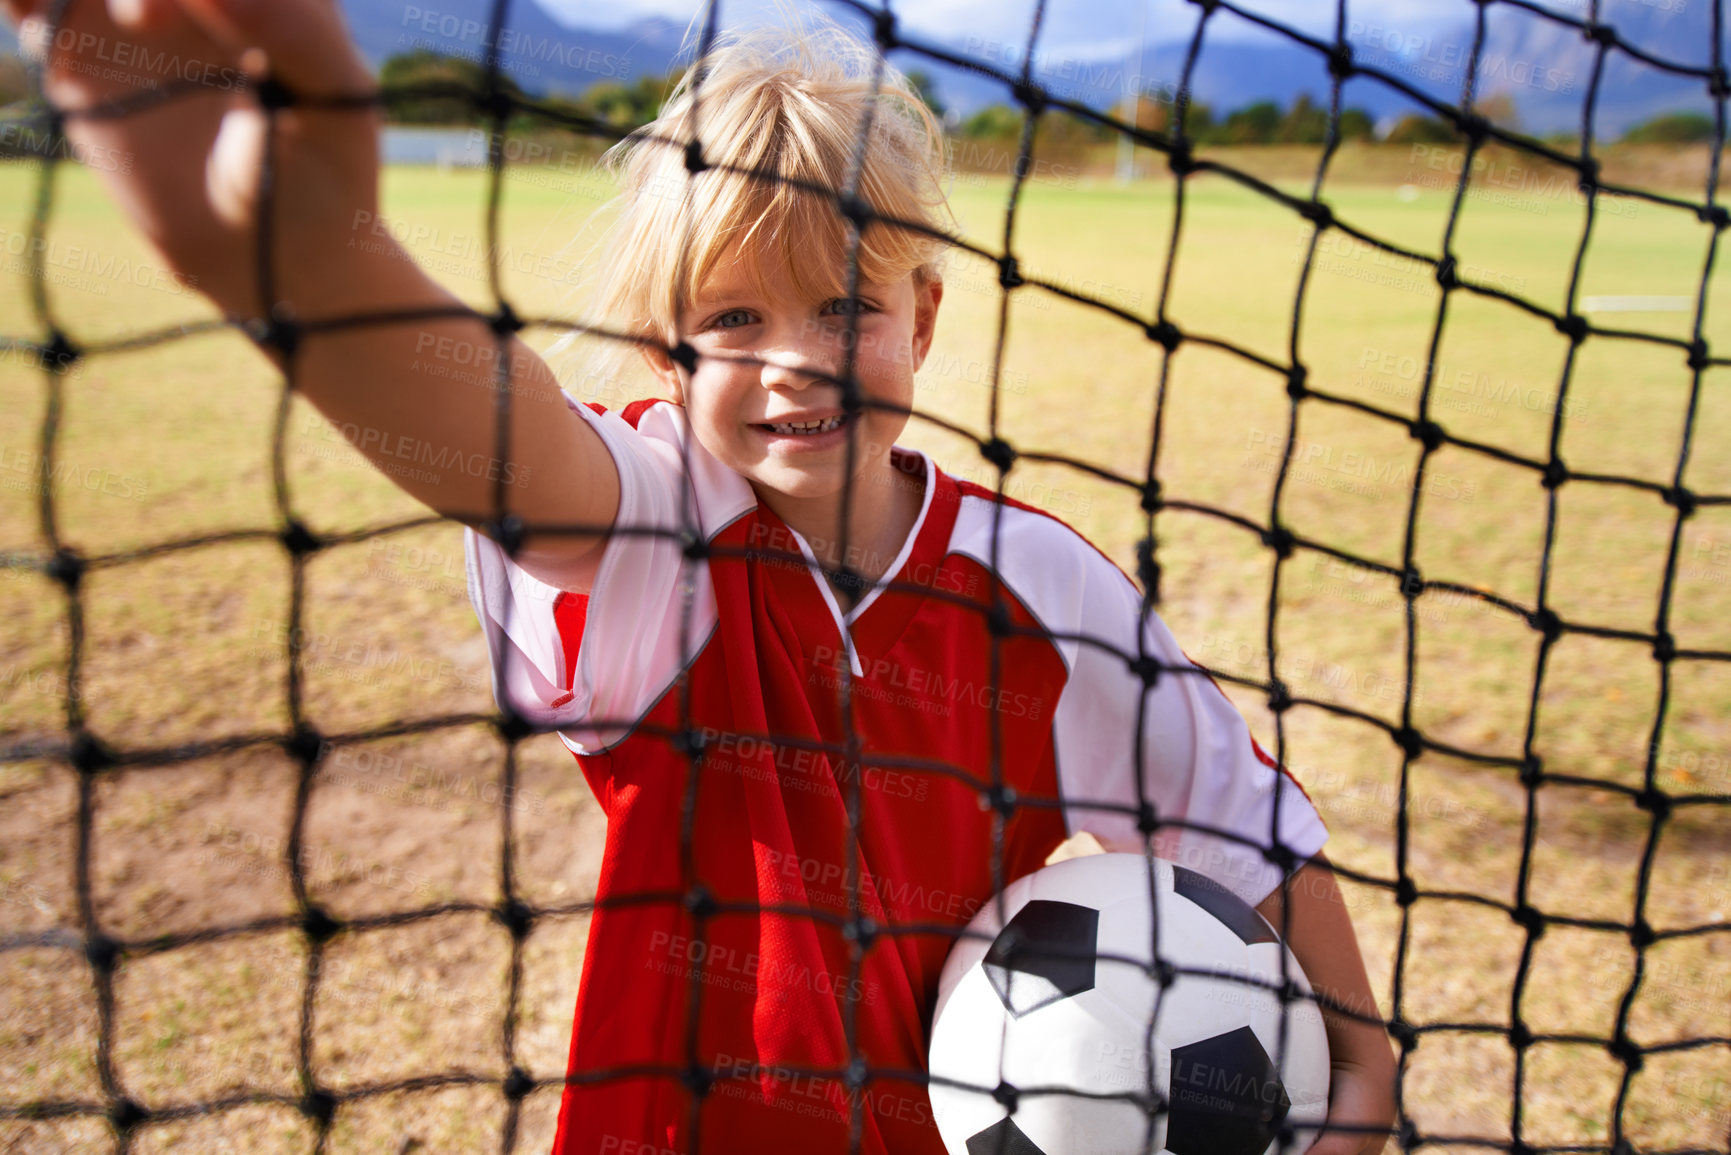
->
xmin=592 ymin=19 xmax=953 ymax=356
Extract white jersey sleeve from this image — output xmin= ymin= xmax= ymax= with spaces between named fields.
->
xmin=463 ymin=397 xmax=741 ymax=754
xmin=952 ymin=495 xmax=1328 ymax=908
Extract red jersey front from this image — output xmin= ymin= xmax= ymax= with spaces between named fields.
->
xmin=465 ymin=397 xmax=1327 ymax=1155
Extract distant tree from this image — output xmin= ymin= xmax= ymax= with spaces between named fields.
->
xmin=958 ymin=104 xmax=1024 ymax=140
xmin=1384 ymin=113 xmax=1461 ymax=145
xmin=1622 ymin=111 xmax=1714 ymax=145
xmin=1139 ymin=94 xmax=1215 ymax=138
xmin=582 ymin=72 xmax=680 ymax=130
xmin=1338 ymin=108 xmax=1376 ymax=141
xmin=1476 ymin=93 xmax=1520 ymax=132
xmin=905 ymin=69 xmax=947 ymax=118
xmin=378 ymin=49 xmax=525 ymax=125
xmin=1216 ymin=100 xmax=1282 ymax=145
xmin=1277 ymin=94 xmax=1328 ymax=144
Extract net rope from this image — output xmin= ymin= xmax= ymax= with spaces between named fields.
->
xmin=1 ymin=0 xmax=1729 ymax=1151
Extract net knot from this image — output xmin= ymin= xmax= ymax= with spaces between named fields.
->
xmin=1686 ymin=339 xmax=1710 ymax=371
xmin=300 ymin=1087 xmax=338 ymax=1125
xmin=1167 ymin=139 xmax=1195 ymax=176
xmin=844 ymin=1056 xmax=870 ymax=1089
xmin=1628 ymin=917 xmax=1657 ymax=947
xmin=1585 ymin=21 xmax=1618 ymax=46
xmin=503 ymin=1066 xmax=535 ymax=1101
xmin=1553 ymin=312 xmax=1588 ymax=344
xmin=1700 ymin=202 xmax=1730 ymax=230
xmin=280 ymin=519 xmax=323 ymax=558
xmin=1145 ymin=319 xmax=1183 ymax=351
xmin=1129 ymin=655 xmax=1162 ymax=687
xmin=1394 ymin=877 xmax=1418 ymax=907
xmin=1400 ymin=565 xmax=1424 ymax=598
xmin=1541 ymin=458 xmax=1569 ymax=490
xmin=494 ymin=708 xmax=534 ymax=744
xmin=1393 ymin=727 xmax=1424 ymax=760
xmin=1398 ymin=1119 xmax=1422 ymax=1151
xmin=301 ymin=904 xmax=342 ymax=944
xmin=494 ymin=898 xmax=535 ymax=940
xmin=1297 ymin=200 xmax=1333 ymax=229
xmin=992 ymin=1080 xmax=1020 ymax=1111
xmin=1011 ymin=79 xmax=1048 ymax=116
xmin=1634 ymin=789 xmax=1671 ymax=820
xmin=482 ymin=86 xmax=516 ymax=124
xmin=1607 ymin=1033 xmax=1643 ymax=1071
xmin=682 ymin=534 xmax=710 ymax=562
xmin=1139 ymin=482 xmax=1162 ymax=513
xmin=1662 ymin=485 xmax=1697 ymax=517
xmin=490 ymin=302 xmax=523 ymax=336
xmin=84 ymin=930 xmax=121 ymax=973
xmin=1266 ymin=678 xmax=1291 ymax=714
xmin=1528 ymin=607 xmax=1563 ymax=642
xmin=1136 ymin=802 xmax=1159 ymax=836
xmin=1577 ymin=156 xmax=1600 ymax=195
xmin=980 ymin=437 xmax=1017 ymax=473
xmin=1260 ymin=525 xmax=1294 ymax=559
xmin=108 ymin=1098 xmax=150 ymax=1135
xmin=283 ymin=725 xmax=323 ymax=769
xmin=681 ymin=1063 xmax=714 ymax=1097
xmin=669 ymin=341 xmax=698 ymax=374
xmin=684 ymin=884 xmax=717 ymax=920
xmin=254 ymin=74 xmax=296 ymax=112
xmin=871 ymin=7 xmax=897 ymax=48
xmin=247 ymin=313 xmax=302 ymax=359
xmin=1520 ymin=755 xmax=1544 ymax=787
xmin=46 ymin=546 xmax=84 ymax=590
xmin=673 ymin=727 xmax=707 ymax=757
xmin=71 ymin=730 xmax=116 ymax=776
xmin=1511 ymin=904 xmax=1545 ymax=937
xmin=986 ymin=783 xmax=1018 ymax=817
xmin=1433 ymin=255 xmax=1459 ymax=292
xmin=1508 ymin=1022 xmax=1534 ymax=1051
xmin=1458 ymin=113 xmax=1491 ymax=144
xmin=1387 ymin=1018 xmax=1418 ymax=1053
xmin=997 ymin=254 xmax=1023 ymax=290
xmin=42 ymin=330 xmax=80 ymax=373
xmin=1286 ymin=364 xmax=1308 ymax=400
xmin=1327 ymin=43 xmax=1354 ymax=79
xmin=683 ymin=140 xmax=706 ymax=174
xmin=986 ymin=602 xmax=1014 ymax=638
xmin=844 ymin=916 xmax=878 ymax=951
xmin=1410 ymin=419 xmax=1445 ymax=452
xmin=836 ymin=193 xmax=872 ymax=228
xmin=1652 ymin=631 xmax=1676 ymax=663
xmin=1711 ymin=68 xmax=1731 ymax=99
xmin=485 ymin=514 xmax=525 ymax=556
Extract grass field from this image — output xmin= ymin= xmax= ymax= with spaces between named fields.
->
xmin=2 ymin=141 xmax=1730 ymax=1152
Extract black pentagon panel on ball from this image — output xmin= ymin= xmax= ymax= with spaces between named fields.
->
xmin=1167 ymin=1026 xmax=1290 ymax=1155
xmin=966 ymin=1114 xmax=1051 ymax=1155
xmin=1172 ymin=866 xmax=1279 ymax=945
xmin=983 ymin=900 xmax=1100 ymax=1018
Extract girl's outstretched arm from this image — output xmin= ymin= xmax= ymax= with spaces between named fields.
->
xmin=2 ymin=0 xmax=619 ymax=590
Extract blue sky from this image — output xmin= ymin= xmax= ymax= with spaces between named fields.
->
xmin=538 ymin=0 xmax=1461 ymax=57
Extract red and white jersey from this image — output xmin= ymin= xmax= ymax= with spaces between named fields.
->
xmin=465 ymin=396 xmax=1328 ymax=1155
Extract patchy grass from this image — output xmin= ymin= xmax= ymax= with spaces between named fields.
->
xmin=2 ymin=149 xmax=1729 ymax=1153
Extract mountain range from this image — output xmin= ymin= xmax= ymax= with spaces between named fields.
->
xmin=3 ymin=1 xmax=1721 ymax=137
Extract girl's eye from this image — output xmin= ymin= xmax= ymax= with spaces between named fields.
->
xmin=824 ymin=297 xmax=873 ymax=318
xmin=713 ymin=309 xmax=754 ymax=330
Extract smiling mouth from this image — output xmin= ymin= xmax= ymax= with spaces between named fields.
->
xmin=758 ymin=414 xmax=849 ymax=436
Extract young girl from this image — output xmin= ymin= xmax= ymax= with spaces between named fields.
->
xmin=7 ymin=1 xmax=1394 ymax=1152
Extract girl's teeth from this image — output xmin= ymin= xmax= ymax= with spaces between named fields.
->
xmin=769 ymin=415 xmax=844 ymax=435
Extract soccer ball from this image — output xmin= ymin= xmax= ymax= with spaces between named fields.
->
xmin=928 ymin=853 xmax=1330 ymax=1155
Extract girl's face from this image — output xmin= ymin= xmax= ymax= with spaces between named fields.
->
xmin=650 ymin=250 xmax=943 ymax=509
